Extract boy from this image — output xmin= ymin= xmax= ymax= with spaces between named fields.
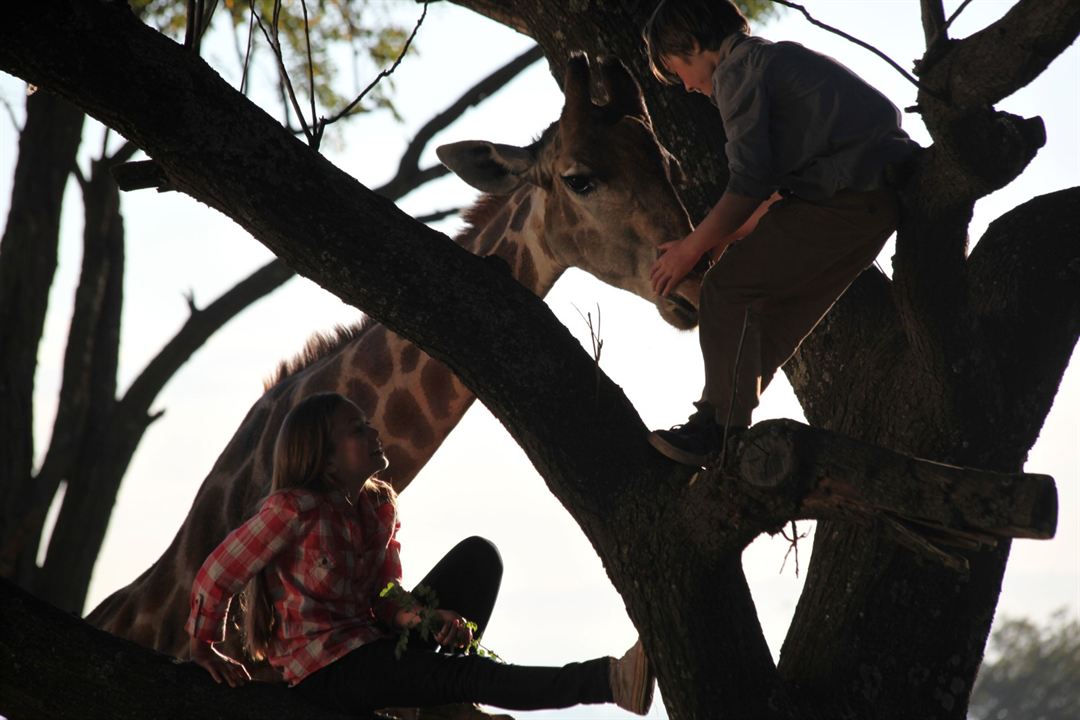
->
xmin=643 ymin=0 xmax=917 ymax=466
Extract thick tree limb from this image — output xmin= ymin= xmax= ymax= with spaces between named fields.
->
xmin=17 ymin=155 xmax=125 ymax=597
xmin=968 ymin=187 xmax=1080 ymax=459
xmin=0 ymin=91 xmax=84 ymax=574
xmin=33 ymin=158 xmax=124 ymax=503
xmin=884 ymin=0 xmax=1078 ymax=460
xmin=0 ymin=578 xmax=364 ymax=720
xmin=917 ymin=0 xmax=1080 ymax=110
xmin=920 ymin=0 xmax=947 ymax=46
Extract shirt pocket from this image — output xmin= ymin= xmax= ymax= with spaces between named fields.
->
xmin=304 ymin=552 xmax=347 ymax=601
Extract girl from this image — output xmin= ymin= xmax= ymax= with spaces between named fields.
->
xmin=187 ymin=392 xmax=654 ymax=717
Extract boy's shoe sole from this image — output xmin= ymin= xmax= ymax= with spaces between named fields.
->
xmin=610 ymin=640 xmax=655 ymax=716
xmin=648 ymin=429 xmax=710 ymax=467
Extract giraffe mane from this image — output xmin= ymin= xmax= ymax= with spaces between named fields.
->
xmin=455 ymin=122 xmax=557 ymax=248
xmin=262 ymin=318 xmax=374 ymax=391
xmin=456 ymin=193 xmax=510 ymax=244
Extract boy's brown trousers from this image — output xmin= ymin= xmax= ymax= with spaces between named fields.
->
xmin=699 ymin=187 xmax=900 ymax=427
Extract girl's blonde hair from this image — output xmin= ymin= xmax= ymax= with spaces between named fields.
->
xmin=643 ymin=0 xmax=750 ymax=85
xmin=242 ymin=392 xmax=395 ymax=661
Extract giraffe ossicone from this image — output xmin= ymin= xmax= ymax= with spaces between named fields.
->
xmin=87 ymin=54 xmax=699 ymax=665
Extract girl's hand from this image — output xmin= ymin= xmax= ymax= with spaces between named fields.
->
xmin=433 ymin=609 xmax=473 ymax=651
xmin=651 ymin=235 xmax=705 ymax=298
xmin=189 ymin=636 xmax=251 ymax=687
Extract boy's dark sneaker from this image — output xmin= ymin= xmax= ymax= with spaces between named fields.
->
xmin=648 ymin=403 xmax=744 ymax=467
xmin=610 ymin=639 xmax=655 ymax=715
xmin=648 ymin=402 xmax=718 ymax=466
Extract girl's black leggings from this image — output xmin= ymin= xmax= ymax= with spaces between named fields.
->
xmin=294 ymin=536 xmax=613 ymax=712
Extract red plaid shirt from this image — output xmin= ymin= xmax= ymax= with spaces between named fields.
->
xmin=185 ymin=487 xmax=402 ymax=685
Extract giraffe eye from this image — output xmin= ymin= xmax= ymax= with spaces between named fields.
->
xmin=561 ymin=174 xmax=596 ymax=195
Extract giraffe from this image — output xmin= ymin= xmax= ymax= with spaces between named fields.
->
xmin=86 ymin=56 xmax=698 ymax=662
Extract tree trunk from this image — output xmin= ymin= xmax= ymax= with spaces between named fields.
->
xmin=0 ymin=91 xmax=84 ymax=580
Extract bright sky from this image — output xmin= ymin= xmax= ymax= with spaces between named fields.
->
xmin=1 ymin=2 xmax=1077 ymax=719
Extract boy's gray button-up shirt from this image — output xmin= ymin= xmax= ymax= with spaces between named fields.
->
xmin=711 ymin=33 xmax=917 ymax=201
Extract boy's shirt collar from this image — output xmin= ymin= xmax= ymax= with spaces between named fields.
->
xmin=715 ymin=31 xmax=749 ymax=65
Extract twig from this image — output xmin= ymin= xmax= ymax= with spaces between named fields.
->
xmin=184 ymin=0 xmax=199 ymax=51
xmin=248 ymin=0 xmax=314 ymax=145
xmin=779 ymin=520 xmax=809 ymax=577
xmin=944 ymin=0 xmax=976 ymax=33
xmin=922 ymin=0 xmax=976 ymax=73
xmin=572 ymin=303 xmax=604 ymax=407
xmin=240 ymin=5 xmax=256 ymax=96
xmin=318 ymin=1 xmax=429 ymax=131
xmin=300 ymin=0 xmax=319 ymax=146
xmin=769 ymin=0 xmax=946 ymax=102
xmin=107 ymin=140 xmax=140 ymax=168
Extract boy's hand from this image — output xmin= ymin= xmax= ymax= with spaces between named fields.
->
xmin=651 ymin=235 xmax=705 ymax=297
xmin=190 ymin=636 xmax=251 ymax=687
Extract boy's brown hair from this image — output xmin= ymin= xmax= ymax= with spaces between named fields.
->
xmin=643 ymin=0 xmax=750 ymax=84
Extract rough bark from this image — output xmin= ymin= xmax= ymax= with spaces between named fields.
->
xmin=0 ymin=2 xmax=1075 ymax=719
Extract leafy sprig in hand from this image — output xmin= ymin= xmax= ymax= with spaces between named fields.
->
xmin=379 ymin=581 xmax=503 ymax=662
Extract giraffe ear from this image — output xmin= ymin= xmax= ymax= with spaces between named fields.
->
xmin=436 ymin=141 xmax=535 ymax=194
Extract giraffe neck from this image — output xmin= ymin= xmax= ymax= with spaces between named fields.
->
xmin=84 ymin=186 xmax=566 ymax=658
xmin=323 ymin=185 xmax=564 ymax=487
xmin=457 ymin=185 xmax=563 ymax=296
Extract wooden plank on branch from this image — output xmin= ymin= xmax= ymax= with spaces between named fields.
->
xmin=736 ymin=419 xmax=1057 ymax=540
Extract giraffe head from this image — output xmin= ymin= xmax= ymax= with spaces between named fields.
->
xmin=437 ymin=54 xmax=699 ymax=329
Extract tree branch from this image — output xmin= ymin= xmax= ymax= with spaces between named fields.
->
xmin=918 ymin=0 xmax=1080 ymax=110
xmin=0 ymin=90 xmax=84 ymax=577
xmin=319 ymin=1 xmax=429 ymax=138
xmin=919 ymin=0 xmax=947 ymax=47
xmin=118 ymin=258 xmax=295 ymax=420
xmin=770 ymin=0 xmax=939 ymax=98
xmin=0 ymin=577 xmax=366 ymax=720
xmin=968 ymin=187 xmax=1080 ymax=457
xmin=23 ymin=155 xmax=125 ymax=589
xmin=439 ymin=0 xmax=531 ymax=35
xmin=385 ymin=44 xmax=544 ymax=198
